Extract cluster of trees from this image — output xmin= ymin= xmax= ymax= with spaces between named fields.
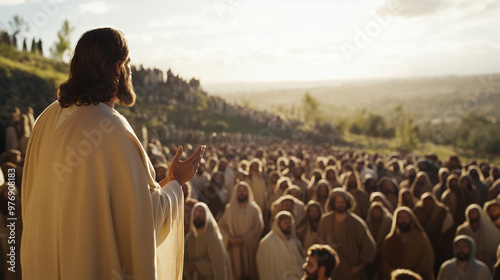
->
xmin=0 ymin=15 xmax=73 ymax=61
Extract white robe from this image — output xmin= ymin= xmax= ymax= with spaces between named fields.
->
xmin=21 ymin=101 xmax=184 ymax=280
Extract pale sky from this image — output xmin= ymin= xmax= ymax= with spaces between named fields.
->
xmin=1 ymin=0 xmax=500 ymax=85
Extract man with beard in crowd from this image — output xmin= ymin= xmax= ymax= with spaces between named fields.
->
xmin=343 ymin=171 xmax=370 ymax=220
xmin=365 ymin=202 xmax=392 ymax=279
xmin=291 ymin=161 xmax=309 ymax=201
xmin=456 ymin=204 xmax=500 ymax=271
xmin=484 ymin=199 xmax=500 ymax=230
xmin=219 ymin=182 xmax=264 ymax=280
xmin=198 ymin=171 xmax=226 ymax=220
xmin=413 ymin=193 xmax=454 ymax=276
xmin=301 ymin=244 xmax=339 ymax=280
xmin=432 ymin=167 xmax=449 ymax=201
xmin=256 ymin=211 xmax=305 ymax=280
xmin=243 ymin=158 xmax=269 ymax=226
xmin=316 ymin=188 xmax=376 ymax=280
xmin=184 ymin=202 xmax=233 ymax=280
xmin=21 ymin=28 xmax=205 ymax=280
xmin=297 ymin=201 xmax=324 ymax=250
xmin=381 ymin=207 xmax=435 ymax=280
xmin=436 ymin=235 xmax=491 ymax=280
xmin=189 ymin=159 xmax=211 ymax=198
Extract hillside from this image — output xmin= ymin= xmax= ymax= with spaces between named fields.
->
xmin=212 ymin=75 xmax=500 ymax=123
xmin=1 ymin=43 xmax=499 ymax=162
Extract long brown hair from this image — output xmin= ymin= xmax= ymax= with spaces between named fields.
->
xmin=57 ymin=27 xmax=129 ymax=108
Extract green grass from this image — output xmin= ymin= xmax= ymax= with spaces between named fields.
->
xmin=342 ymin=133 xmax=500 ymax=165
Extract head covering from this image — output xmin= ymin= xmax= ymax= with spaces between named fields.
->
xmin=410 ymin=171 xmax=433 ymax=199
xmin=388 ymin=206 xmax=426 ymax=236
xmin=272 ymin=211 xmax=303 ymax=253
xmin=296 ymin=200 xmax=324 ymax=230
xmin=190 ymin=202 xmax=222 ymax=238
xmin=440 ymin=235 xmax=486 ymax=280
xmin=325 ymin=188 xmax=356 ymax=213
xmin=462 ymin=204 xmax=500 ymax=257
xmin=365 ymin=201 xmax=393 ymax=248
xmin=369 ymin=191 xmax=394 ymax=213
xmin=398 ymin=187 xmax=417 ymax=208
xmin=228 ymin=181 xmax=256 ymax=206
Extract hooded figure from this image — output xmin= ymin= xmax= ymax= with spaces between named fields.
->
xmin=365 ymin=201 xmax=393 ymax=279
xmin=184 ymin=202 xmax=233 ymax=280
xmin=270 ymin=194 xmax=305 ymax=225
xmin=456 ymin=203 xmax=500 ymax=271
xmin=413 ymin=192 xmax=455 ymax=277
xmin=316 ymin=188 xmax=376 ymax=280
xmin=381 ymin=207 xmax=435 ymax=280
xmin=436 ymin=235 xmax=491 ymax=280
xmin=256 ymin=211 xmax=305 ymax=280
xmin=296 ymin=201 xmax=324 ymax=250
xmin=218 ymin=181 xmax=264 ymax=280
xmin=343 ymin=171 xmax=370 ymax=219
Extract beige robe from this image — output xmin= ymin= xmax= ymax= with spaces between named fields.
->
xmin=21 ymin=102 xmax=184 ymax=280
xmin=256 ymin=211 xmax=305 ymax=280
xmin=184 ymin=202 xmax=233 ymax=280
xmin=219 ymin=183 xmax=264 ymax=280
xmin=245 ymin=175 xmax=268 ymax=222
xmin=316 ymin=211 xmax=377 ymax=280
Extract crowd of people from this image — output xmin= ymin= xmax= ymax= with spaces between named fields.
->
xmin=142 ymin=138 xmax=500 ymax=280
xmin=2 ymin=104 xmax=500 ymax=280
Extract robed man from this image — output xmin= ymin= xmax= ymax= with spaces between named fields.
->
xmin=256 ymin=211 xmax=305 ymax=280
xmin=219 ymin=181 xmax=264 ymax=280
xmin=315 ymin=188 xmax=376 ymax=280
xmin=21 ymin=27 xmax=205 ymax=280
xmin=184 ymin=202 xmax=233 ymax=280
xmin=381 ymin=207 xmax=435 ymax=280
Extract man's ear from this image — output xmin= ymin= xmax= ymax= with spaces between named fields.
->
xmin=115 ymin=61 xmax=122 ymax=76
xmin=318 ymin=266 xmax=326 ymax=277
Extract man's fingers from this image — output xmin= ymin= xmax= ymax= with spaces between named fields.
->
xmin=173 ymin=145 xmax=183 ymax=162
xmin=186 ymin=145 xmax=205 ymax=163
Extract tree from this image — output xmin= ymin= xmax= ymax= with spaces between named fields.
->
xmin=8 ymin=15 xmax=30 ymax=50
xmin=22 ymin=38 xmax=28 ymax=51
xmin=37 ymin=39 xmax=43 ymax=56
xmin=301 ymin=91 xmax=323 ymax=124
xmin=50 ymin=20 xmax=74 ymax=61
xmin=30 ymin=38 xmax=37 ymax=54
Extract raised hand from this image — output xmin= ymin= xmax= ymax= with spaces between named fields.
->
xmin=160 ymin=145 xmax=206 ymax=187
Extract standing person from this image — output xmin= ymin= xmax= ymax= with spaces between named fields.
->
xmin=21 ymin=28 xmax=205 ymax=280
xmin=343 ymin=171 xmax=370 ymax=219
xmin=365 ymin=202 xmax=392 ymax=280
xmin=218 ymin=181 xmax=264 ymax=280
xmin=184 ymin=202 xmax=233 ymax=280
xmin=456 ymin=204 xmax=500 ymax=271
xmin=301 ymin=244 xmax=339 ymax=280
xmin=316 ymin=188 xmax=377 ymax=280
xmin=243 ymin=158 xmax=269 ymax=227
xmin=413 ymin=193 xmax=455 ymax=276
xmin=436 ymin=235 xmax=491 ymax=280
xmin=381 ymin=207 xmax=435 ymax=280
xmin=297 ymin=201 xmax=324 ymax=251
xmin=256 ymin=211 xmax=305 ymax=280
